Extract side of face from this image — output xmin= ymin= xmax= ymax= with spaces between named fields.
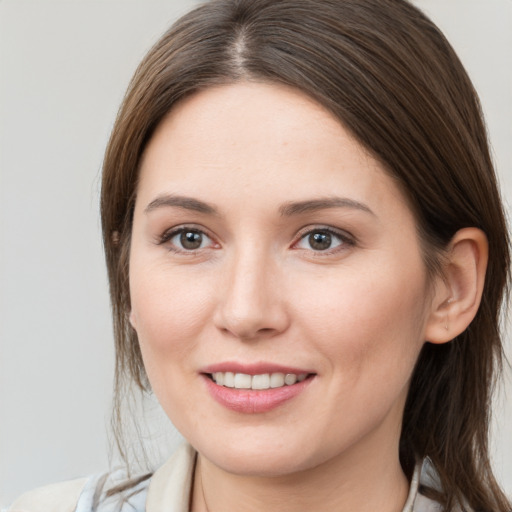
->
xmin=127 ymin=82 xmax=441 ymax=477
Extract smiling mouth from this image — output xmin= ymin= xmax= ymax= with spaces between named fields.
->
xmin=203 ymin=370 xmax=316 ymax=413
xmin=208 ymin=372 xmax=312 ymax=390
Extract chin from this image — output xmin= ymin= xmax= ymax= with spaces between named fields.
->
xmin=208 ymin=450 xmax=310 ymax=477
xmin=192 ymin=431 xmax=327 ymax=478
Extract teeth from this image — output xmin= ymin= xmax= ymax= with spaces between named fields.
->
xmin=223 ymin=372 xmax=235 ymax=387
xmin=211 ymin=372 xmax=309 ymax=390
xmin=234 ymin=373 xmax=252 ymax=389
xmin=252 ymin=373 xmax=270 ymax=390
xmin=270 ymin=372 xmax=285 ymax=388
xmin=284 ymin=373 xmax=297 ymax=385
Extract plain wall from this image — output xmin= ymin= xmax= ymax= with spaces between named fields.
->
xmin=0 ymin=0 xmax=511 ymax=506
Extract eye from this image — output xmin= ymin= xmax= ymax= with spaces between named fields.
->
xmin=294 ymin=228 xmax=351 ymax=252
xmin=160 ymin=227 xmax=216 ymax=252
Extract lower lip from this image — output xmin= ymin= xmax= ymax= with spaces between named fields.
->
xmin=202 ymin=375 xmax=314 ymax=414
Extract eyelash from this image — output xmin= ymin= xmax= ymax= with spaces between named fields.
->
xmin=157 ymin=225 xmax=355 ymax=255
xmin=293 ymin=226 xmax=355 ymax=255
xmin=157 ymin=226 xmax=217 ymax=254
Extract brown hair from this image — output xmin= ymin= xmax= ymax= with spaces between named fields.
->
xmin=101 ymin=0 xmax=511 ymax=509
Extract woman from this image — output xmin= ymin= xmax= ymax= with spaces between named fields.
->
xmin=9 ymin=0 xmax=511 ymax=511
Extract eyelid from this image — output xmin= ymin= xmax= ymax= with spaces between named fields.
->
xmin=157 ymin=224 xmax=219 ymax=252
xmin=292 ymin=225 xmax=356 ymax=253
xmin=156 ymin=223 xmax=355 ymax=255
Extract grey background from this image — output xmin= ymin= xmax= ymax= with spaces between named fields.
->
xmin=1 ymin=0 xmax=511 ymax=506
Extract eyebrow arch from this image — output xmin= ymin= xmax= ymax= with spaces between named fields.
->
xmin=279 ymin=197 xmax=374 ymax=217
xmin=144 ymin=194 xmax=218 ymax=215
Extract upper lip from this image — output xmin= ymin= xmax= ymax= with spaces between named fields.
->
xmin=200 ymin=361 xmax=315 ymax=375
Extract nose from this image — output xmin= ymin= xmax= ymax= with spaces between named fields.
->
xmin=213 ymin=248 xmax=290 ymax=340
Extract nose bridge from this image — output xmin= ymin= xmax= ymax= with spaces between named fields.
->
xmin=214 ymin=240 xmax=287 ymax=339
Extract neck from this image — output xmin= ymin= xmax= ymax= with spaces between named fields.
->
xmin=191 ymin=429 xmax=410 ymax=512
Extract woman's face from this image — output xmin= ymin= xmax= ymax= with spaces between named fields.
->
xmin=129 ymin=82 xmax=435 ymax=476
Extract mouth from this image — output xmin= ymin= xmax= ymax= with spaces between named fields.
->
xmin=201 ymin=365 xmax=316 ymax=413
xmin=207 ymin=371 xmax=311 ymax=390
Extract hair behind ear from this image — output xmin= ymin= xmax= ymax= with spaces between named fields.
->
xmin=401 ymin=226 xmax=506 ymax=511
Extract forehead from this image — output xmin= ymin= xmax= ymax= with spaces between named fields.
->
xmin=137 ymin=82 xmax=411 ymax=219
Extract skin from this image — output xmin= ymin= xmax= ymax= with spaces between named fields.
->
xmin=128 ymin=82 xmax=465 ymax=512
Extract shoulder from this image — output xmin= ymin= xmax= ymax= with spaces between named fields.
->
xmin=7 ymin=478 xmax=88 ymax=512
xmin=7 ymin=471 xmax=151 ymax=512
xmin=5 ymin=444 xmax=195 ymax=512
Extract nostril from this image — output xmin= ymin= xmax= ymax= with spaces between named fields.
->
xmin=213 ymin=286 xmax=291 ymax=339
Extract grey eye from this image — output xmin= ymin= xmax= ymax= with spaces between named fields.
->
xmin=309 ymin=232 xmax=332 ymax=250
xmin=296 ymin=229 xmax=345 ymax=251
xmin=170 ymin=229 xmax=211 ymax=251
xmin=181 ymin=231 xmax=203 ymax=249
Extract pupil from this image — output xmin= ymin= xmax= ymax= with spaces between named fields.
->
xmin=309 ymin=232 xmax=331 ymax=250
xmin=181 ymin=231 xmax=202 ymax=249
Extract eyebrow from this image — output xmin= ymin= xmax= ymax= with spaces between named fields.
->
xmin=278 ymin=197 xmax=374 ymax=217
xmin=144 ymin=194 xmax=374 ymax=217
xmin=144 ymin=194 xmax=219 ymax=215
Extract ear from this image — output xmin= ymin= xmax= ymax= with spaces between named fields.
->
xmin=424 ymin=228 xmax=488 ymax=344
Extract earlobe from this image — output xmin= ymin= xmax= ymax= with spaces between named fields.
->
xmin=424 ymin=228 xmax=488 ymax=344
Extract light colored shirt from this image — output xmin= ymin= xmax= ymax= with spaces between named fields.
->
xmin=9 ymin=443 xmax=447 ymax=511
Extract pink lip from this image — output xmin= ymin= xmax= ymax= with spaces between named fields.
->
xmin=201 ymin=361 xmax=314 ymax=375
xmin=200 ymin=363 xmax=315 ymax=414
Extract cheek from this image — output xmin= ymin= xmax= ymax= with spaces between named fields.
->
xmin=292 ymin=256 xmax=429 ymax=378
xmin=129 ymin=263 xmax=215 ymax=360
xmin=128 ymin=264 xmax=218 ymax=420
